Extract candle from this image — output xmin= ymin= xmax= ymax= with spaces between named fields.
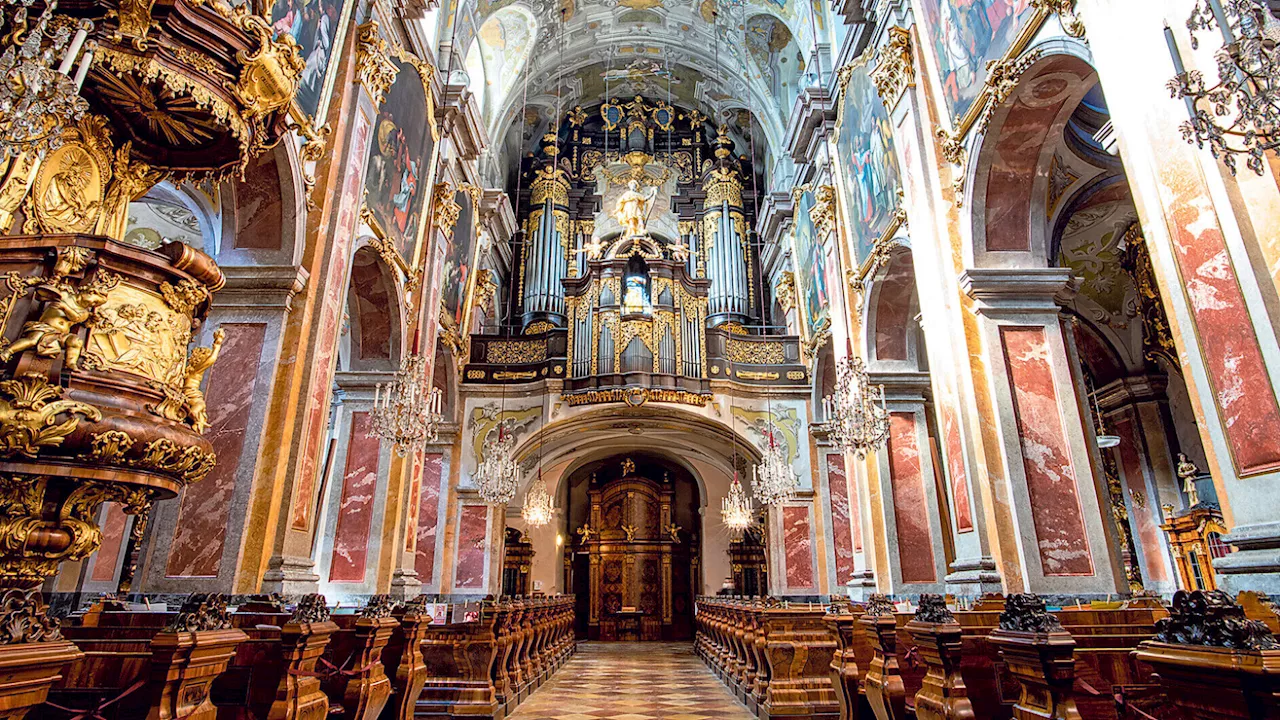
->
xmin=58 ymin=23 xmax=89 ymax=75
xmin=1206 ymin=0 xmax=1236 ymax=44
xmin=72 ymin=45 xmax=94 ymax=90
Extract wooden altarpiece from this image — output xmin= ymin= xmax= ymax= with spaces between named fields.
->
xmin=582 ymin=471 xmax=693 ymax=640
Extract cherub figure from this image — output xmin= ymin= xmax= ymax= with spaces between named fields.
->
xmin=578 ymin=236 xmax=608 ymax=261
xmin=667 ymin=524 xmax=682 ymax=543
xmin=0 ymin=280 xmax=110 ymax=368
xmin=666 ymin=238 xmax=690 ymax=262
xmin=181 ymin=328 xmax=225 ymax=433
xmin=576 ymin=523 xmax=594 ymax=544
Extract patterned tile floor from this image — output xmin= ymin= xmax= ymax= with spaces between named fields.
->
xmin=507 ymin=642 xmax=755 ymax=720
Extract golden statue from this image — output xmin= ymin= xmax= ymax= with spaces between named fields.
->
xmin=43 ymin=148 xmax=100 ymax=232
xmin=0 ymin=279 xmax=111 ymax=368
xmin=1176 ymin=453 xmax=1201 ymax=507
xmin=578 ymin=236 xmax=608 ymax=261
xmin=576 ymin=523 xmax=594 ymax=543
xmin=666 ymin=238 xmax=690 ymax=262
xmin=181 ymin=328 xmax=225 ymax=433
xmin=614 ymin=179 xmax=656 ymax=237
xmin=667 ymin=524 xmax=682 ymax=543
xmin=622 ymin=524 xmax=636 ymax=542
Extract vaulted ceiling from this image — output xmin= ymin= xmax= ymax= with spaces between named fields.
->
xmin=442 ymin=0 xmax=833 ymax=181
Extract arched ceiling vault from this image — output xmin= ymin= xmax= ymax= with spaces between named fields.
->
xmin=452 ymin=0 xmax=818 ymax=173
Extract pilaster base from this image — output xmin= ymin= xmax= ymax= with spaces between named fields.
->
xmin=1214 ymin=521 xmax=1280 ymax=595
xmin=945 ymin=556 xmax=1002 ymax=597
xmin=843 ymin=572 xmax=877 ymax=601
xmin=389 ymin=569 xmax=423 ymax=600
xmin=260 ymin=556 xmax=320 ymax=596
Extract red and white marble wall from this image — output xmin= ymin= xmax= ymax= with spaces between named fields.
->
xmin=453 ymin=503 xmax=495 ymax=593
xmin=413 ymin=452 xmax=448 ymax=591
xmin=771 ymin=503 xmax=817 ymax=596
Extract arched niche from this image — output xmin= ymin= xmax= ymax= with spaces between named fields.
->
xmin=967 ymin=41 xmax=1100 ymax=268
xmin=863 ymin=247 xmax=925 ymax=371
xmin=340 ymin=245 xmax=404 ymax=372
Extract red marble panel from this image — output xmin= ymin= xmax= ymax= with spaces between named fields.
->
xmin=292 ymin=109 xmax=373 ymax=530
xmin=1112 ymin=416 xmax=1171 ymax=584
xmin=92 ymin=503 xmax=128 ymax=582
xmin=1158 ymin=162 xmax=1280 ymax=475
xmin=942 ymin=408 xmax=974 ymax=533
xmin=874 ymin=254 xmax=915 ymax=361
xmin=350 ymin=250 xmax=393 ymax=361
xmin=329 ymin=412 xmax=381 ymax=583
xmin=454 ymin=505 xmax=489 ymax=590
xmin=414 ymin=453 xmax=445 ymax=582
xmin=782 ymin=506 xmax=815 ymax=590
xmin=166 ymin=323 xmax=267 ymax=577
xmin=233 ymin=151 xmax=284 ymax=250
xmin=826 ymin=453 xmax=855 ymax=584
xmin=983 ymin=57 xmax=1091 ymax=252
xmin=888 ymin=412 xmax=937 ymax=583
xmin=1000 ymin=326 xmax=1094 ymax=576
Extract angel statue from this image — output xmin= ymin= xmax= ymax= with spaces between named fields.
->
xmin=578 ymin=236 xmax=608 ymax=261
xmin=614 ymin=179 xmax=657 ymax=237
xmin=666 ymin=237 xmax=690 ymax=262
xmin=181 ymin=328 xmax=225 ymax=433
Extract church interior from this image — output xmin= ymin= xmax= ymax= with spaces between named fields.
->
xmin=2 ymin=0 xmax=1280 ymax=717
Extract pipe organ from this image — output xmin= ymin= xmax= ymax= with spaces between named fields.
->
xmin=522 ymin=153 xmax=573 ymax=330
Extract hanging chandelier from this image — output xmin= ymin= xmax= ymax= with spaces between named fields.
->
xmin=1166 ymin=0 xmax=1280 ymax=175
xmin=523 ymin=478 xmax=554 ymax=527
xmin=753 ymin=428 xmax=798 ymax=506
xmin=822 ymin=357 xmax=890 ymax=457
xmin=721 ymin=474 xmax=753 ymax=531
xmin=476 ymin=423 xmax=519 ymax=505
xmin=370 ymin=354 xmax=442 ymax=455
xmin=0 ymin=2 xmax=94 ymax=157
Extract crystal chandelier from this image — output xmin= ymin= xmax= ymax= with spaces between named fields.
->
xmin=523 ymin=478 xmax=554 ymax=527
xmin=0 ymin=2 xmax=94 ymax=157
xmin=370 ymin=354 xmax=442 ymax=455
xmin=721 ymin=473 xmax=753 ymax=531
xmin=521 ymin=411 xmax=554 ymax=526
xmin=822 ymin=357 xmax=890 ymax=457
xmin=753 ymin=428 xmax=798 ymax=506
xmin=476 ymin=423 xmax=519 ymax=505
xmin=1166 ymin=0 xmax=1280 ymax=175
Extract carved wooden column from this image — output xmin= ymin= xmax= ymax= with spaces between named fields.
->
xmin=904 ymin=595 xmax=973 ymax=720
xmin=1135 ymin=590 xmax=1280 ymax=720
xmin=859 ymin=595 xmax=906 ymax=720
xmin=986 ymin=594 xmax=1081 ymax=720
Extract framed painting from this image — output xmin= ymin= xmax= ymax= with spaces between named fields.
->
xmin=834 ymin=59 xmax=902 ymax=267
xmin=270 ymin=0 xmax=355 ymax=119
xmin=916 ymin=0 xmax=1038 ymax=125
xmin=441 ymin=187 xmax=482 ymax=331
xmin=791 ymin=189 xmax=829 ymax=341
xmin=363 ymin=55 xmax=438 ymax=265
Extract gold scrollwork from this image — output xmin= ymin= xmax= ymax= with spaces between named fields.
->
xmin=775 ymin=271 xmax=797 ymax=313
xmin=433 ymin=182 xmax=461 ymax=237
xmin=486 ymin=339 xmax=546 ymax=364
xmin=493 ymin=371 xmax=537 ymax=381
xmin=702 ymin=167 xmax=743 ymax=208
xmin=355 ymin=21 xmax=399 ymax=106
xmin=230 ymin=10 xmax=305 ymax=127
xmin=0 ymin=373 xmax=102 ymax=458
xmin=524 ymin=321 xmax=556 ymax=336
xmin=870 ymin=26 xmax=915 ymax=107
xmin=1030 ymin=0 xmax=1085 ymax=38
xmin=80 ymin=430 xmax=135 ymax=463
xmin=787 ymin=370 xmax=806 ymax=381
xmin=465 ymin=369 xmax=486 ymax=380
xmin=736 ymin=370 xmax=779 ymax=381
xmin=725 ymin=339 xmax=787 ymax=365
xmin=561 ymin=388 xmax=711 ymax=407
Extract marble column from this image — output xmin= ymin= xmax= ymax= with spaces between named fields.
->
xmin=1079 ymin=0 xmax=1280 ymax=593
xmin=867 ymin=372 xmax=950 ymax=594
xmin=768 ymin=500 xmax=819 ymax=598
xmin=961 ymin=268 xmax=1125 ymax=595
xmin=870 ymin=21 xmax=999 ymax=597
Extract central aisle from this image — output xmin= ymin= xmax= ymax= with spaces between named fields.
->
xmin=507 ymin=642 xmax=755 ymax=720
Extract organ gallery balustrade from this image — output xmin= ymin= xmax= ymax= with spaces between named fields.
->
xmin=696 ymin=590 xmax=1280 ymax=720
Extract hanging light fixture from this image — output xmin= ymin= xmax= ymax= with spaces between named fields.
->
xmin=753 ymin=393 xmax=799 ymax=506
xmin=522 ymin=408 xmax=554 ymax=527
xmin=822 ymin=357 xmax=890 ymax=457
xmin=476 ymin=423 xmax=519 ymax=504
xmin=370 ymin=354 xmax=443 ymax=455
xmin=1165 ymin=0 xmax=1280 ymax=175
xmin=722 ymin=392 xmax=754 ymax=529
xmin=0 ymin=2 xmax=94 ymax=156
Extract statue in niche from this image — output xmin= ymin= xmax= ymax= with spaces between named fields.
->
xmin=614 ymin=179 xmax=657 ymax=237
xmin=623 ymin=275 xmax=650 ymax=315
xmin=1177 ymin=453 xmax=1201 ymax=507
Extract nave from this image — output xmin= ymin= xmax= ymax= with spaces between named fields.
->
xmin=507 ymin=643 xmax=753 ymax=720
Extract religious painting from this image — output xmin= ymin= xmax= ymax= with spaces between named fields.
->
xmin=442 ymin=189 xmax=477 ymax=329
xmin=917 ymin=0 xmax=1037 ymax=122
xmin=835 ymin=61 xmax=902 ymax=265
xmin=363 ymin=58 xmax=435 ymax=263
xmin=270 ymin=0 xmax=351 ymax=118
xmin=792 ymin=190 xmax=828 ymax=339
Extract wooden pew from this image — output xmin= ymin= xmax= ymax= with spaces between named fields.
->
xmin=380 ymin=598 xmax=433 ymax=720
xmin=49 ymin=593 xmax=247 ymax=720
xmin=322 ymin=596 xmax=398 ymax=720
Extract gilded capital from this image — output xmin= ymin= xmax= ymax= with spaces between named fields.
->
xmin=810 ymin=184 xmax=838 ymax=239
xmin=871 ymin=26 xmax=915 ymax=107
xmin=356 ymin=21 xmax=400 ymax=106
xmin=433 ymin=182 xmax=462 ymax=237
